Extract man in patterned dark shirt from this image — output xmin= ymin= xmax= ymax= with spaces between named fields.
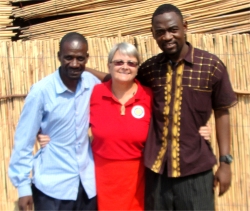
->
xmin=86 ymin=4 xmax=237 ymax=210
xmin=136 ymin=4 xmax=237 ymax=211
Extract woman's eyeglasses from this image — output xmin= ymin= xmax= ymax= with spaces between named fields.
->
xmin=111 ymin=60 xmax=138 ymax=67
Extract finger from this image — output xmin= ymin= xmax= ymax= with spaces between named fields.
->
xmin=219 ymin=181 xmax=230 ymax=196
xmin=38 ymin=136 xmax=50 ymax=143
xmin=38 ymin=134 xmax=46 ymax=139
xmin=206 ymin=123 xmax=212 ymax=133
xmin=199 ymin=128 xmax=209 ymax=135
xmin=204 ymin=134 xmax=210 ymax=140
xmin=28 ymin=202 xmax=33 ymax=211
xmin=18 ymin=201 xmax=25 ymax=211
xmin=18 ymin=205 xmax=26 ymax=211
xmin=219 ymin=183 xmax=225 ymax=196
xmin=38 ymin=134 xmax=50 ymax=138
xmin=199 ymin=130 xmax=208 ymax=136
xmin=213 ymin=176 xmax=218 ymax=188
xmin=40 ymin=139 xmax=50 ymax=143
xmin=40 ymin=140 xmax=50 ymax=145
xmin=220 ymin=182 xmax=230 ymax=196
xmin=199 ymin=126 xmax=205 ymax=132
xmin=200 ymin=133 xmax=210 ymax=140
xmin=205 ymin=134 xmax=211 ymax=140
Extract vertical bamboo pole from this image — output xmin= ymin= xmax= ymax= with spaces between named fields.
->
xmin=233 ymin=35 xmax=240 ymax=90
xmin=87 ymin=37 xmax=95 ymax=70
xmin=55 ymin=39 xmax=60 ymax=69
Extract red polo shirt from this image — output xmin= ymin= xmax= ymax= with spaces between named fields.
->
xmin=90 ymin=79 xmax=152 ymax=160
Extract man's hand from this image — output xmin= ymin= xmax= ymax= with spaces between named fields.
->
xmin=214 ymin=109 xmax=232 ymax=196
xmin=213 ymin=163 xmax=232 ymax=196
xmin=18 ymin=195 xmax=33 ymax=211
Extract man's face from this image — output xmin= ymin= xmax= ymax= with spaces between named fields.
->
xmin=58 ymin=39 xmax=88 ymax=80
xmin=152 ymin=12 xmax=187 ymax=58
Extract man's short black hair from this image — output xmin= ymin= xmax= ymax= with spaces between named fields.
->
xmin=151 ymin=4 xmax=183 ymax=24
xmin=59 ymin=32 xmax=88 ymax=52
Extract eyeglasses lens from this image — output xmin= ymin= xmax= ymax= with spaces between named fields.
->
xmin=112 ymin=60 xmax=137 ymax=67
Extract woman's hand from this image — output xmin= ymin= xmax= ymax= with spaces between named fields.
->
xmin=37 ymin=134 xmax=51 ymax=148
xmin=199 ymin=124 xmax=212 ymax=140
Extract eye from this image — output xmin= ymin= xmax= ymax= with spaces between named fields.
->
xmin=155 ymin=30 xmax=165 ymax=36
xmin=64 ymin=56 xmax=72 ymax=61
xmin=171 ymin=28 xmax=178 ymax=33
xmin=127 ymin=61 xmax=138 ymax=67
xmin=112 ymin=60 xmax=124 ymax=66
xmin=77 ymin=57 xmax=85 ymax=61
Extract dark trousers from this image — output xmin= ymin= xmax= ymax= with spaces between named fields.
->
xmin=145 ymin=168 xmax=214 ymax=211
xmin=32 ymin=182 xmax=97 ymax=211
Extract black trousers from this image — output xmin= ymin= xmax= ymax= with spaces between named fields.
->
xmin=32 ymin=182 xmax=97 ymax=211
xmin=145 ymin=168 xmax=214 ymax=211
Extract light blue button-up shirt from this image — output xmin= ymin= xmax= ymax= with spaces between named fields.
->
xmin=8 ymin=69 xmax=100 ymax=200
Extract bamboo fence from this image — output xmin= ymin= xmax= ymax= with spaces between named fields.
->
xmin=9 ymin=0 xmax=250 ymax=40
xmin=0 ymin=33 xmax=250 ymax=210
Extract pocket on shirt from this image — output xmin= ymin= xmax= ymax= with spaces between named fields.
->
xmin=192 ymin=89 xmax=212 ymax=112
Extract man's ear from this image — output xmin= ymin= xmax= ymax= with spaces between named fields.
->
xmin=151 ymin=27 xmax=155 ymax=39
xmin=85 ymin=53 xmax=89 ymax=64
xmin=183 ymin=20 xmax=188 ymax=34
xmin=57 ymin=51 xmax=60 ymax=61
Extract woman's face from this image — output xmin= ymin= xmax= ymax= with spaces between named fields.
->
xmin=108 ymin=50 xmax=138 ymax=83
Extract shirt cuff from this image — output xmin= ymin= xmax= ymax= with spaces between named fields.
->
xmin=18 ymin=184 xmax=32 ymax=198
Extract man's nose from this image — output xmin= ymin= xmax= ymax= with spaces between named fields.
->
xmin=163 ymin=31 xmax=173 ymax=40
xmin=70 ymin=58 xmax=78 ymax=67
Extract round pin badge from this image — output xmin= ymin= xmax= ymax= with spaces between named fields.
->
xmin=131 ymin=105 xmax=145 ymax=119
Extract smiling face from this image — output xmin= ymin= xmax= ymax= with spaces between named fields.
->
xmin=58 ymin=39 xmax=88 ymax=81
xmin=152 ymin=11 xmax=187 ymax=61
xmin=108 ymin=50 xmax=139 ymax=84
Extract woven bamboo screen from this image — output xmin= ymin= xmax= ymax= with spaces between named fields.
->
xmin=10 ymin=0 xmax=250 ymax=40
xmin=0 ymin=33 xmax=250 ymax=210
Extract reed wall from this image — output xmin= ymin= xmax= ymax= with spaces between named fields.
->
xmin=12 ymin=0 xmax=250 ymax=40
xmin=0 ymin=33 xmax=249 ymax=210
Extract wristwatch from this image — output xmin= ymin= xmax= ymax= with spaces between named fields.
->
xmin=219 ymin=154 xmax=233 ymax=164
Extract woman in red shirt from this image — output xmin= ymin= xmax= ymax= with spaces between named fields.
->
xmin=90 ymin=42 xmax=152 ymax=210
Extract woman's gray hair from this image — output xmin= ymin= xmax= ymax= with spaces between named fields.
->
xmin=108 ymin=42 xmax=140 ymax=65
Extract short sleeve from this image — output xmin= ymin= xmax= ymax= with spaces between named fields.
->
xmin=211 ymin=59 xmax=237 ymax=109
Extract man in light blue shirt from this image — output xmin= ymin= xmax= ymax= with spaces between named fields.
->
xmin=8 ymin=32 xmax=100 ymax=211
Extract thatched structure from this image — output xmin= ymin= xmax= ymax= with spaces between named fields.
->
xmin=0 ymin=0 xmax=18 ymax=40
xmin=7 ymin=0 xmax=250 ymax=40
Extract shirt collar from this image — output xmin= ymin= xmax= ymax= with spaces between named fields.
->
xmin=54 ymin=68 xmax=89 ymax=94
xmin=156 ymin=42 xmax=194 ymax=65
xmin=102 ymin=79 xmax=145 ymax=100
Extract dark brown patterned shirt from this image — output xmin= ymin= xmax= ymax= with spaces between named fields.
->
xmin=137 ymin=43 xmax=237 ymax=177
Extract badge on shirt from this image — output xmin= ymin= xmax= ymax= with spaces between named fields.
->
xmin=131 ymin=105 xmax=145 ymax=119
